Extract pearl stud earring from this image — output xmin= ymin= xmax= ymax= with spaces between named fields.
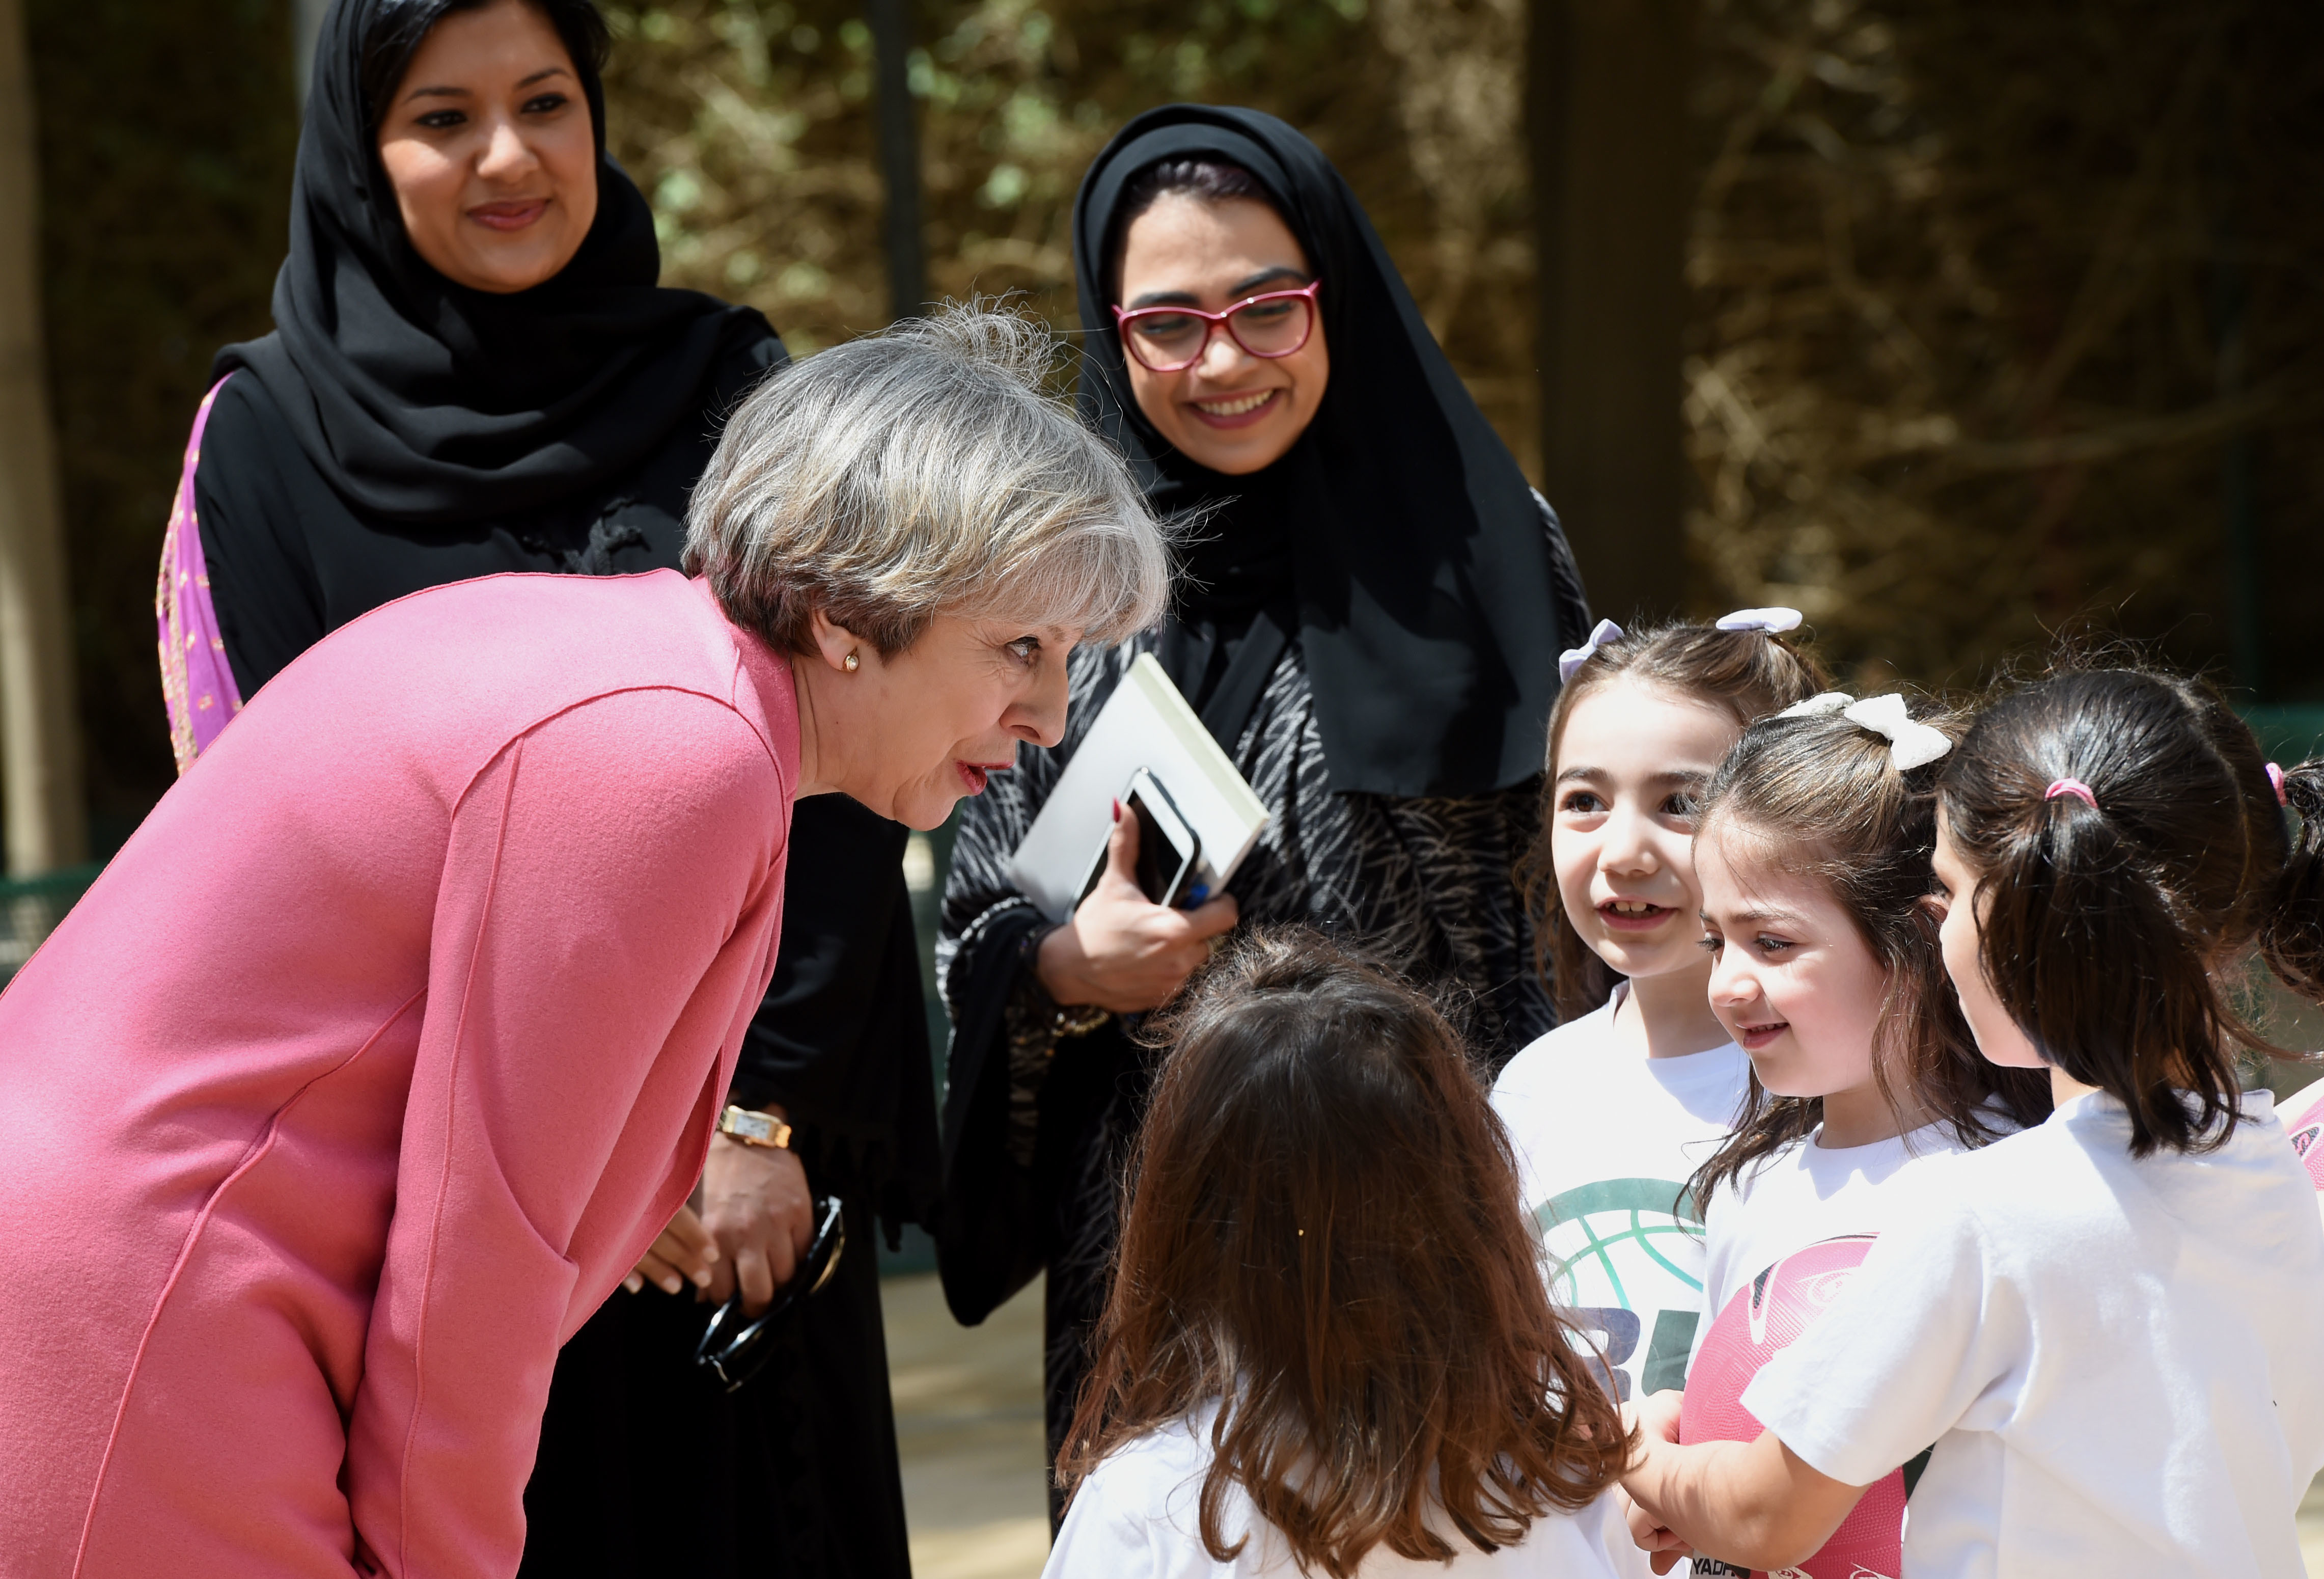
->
xmin=842 ymin=651 xmax=860 ymax=672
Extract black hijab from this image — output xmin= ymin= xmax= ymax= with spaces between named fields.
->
xmin=1072 ymin=104 xmax=1576 ymax=799
xmin=214 ymin=0 xmax=773 ymax=525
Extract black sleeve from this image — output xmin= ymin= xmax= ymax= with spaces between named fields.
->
xmin=930 ymin=645 xmax=1129 ymax=1325
xmin=930 ymin=901 xmax=1053 ymax=1322
xmin=707 ymin=322 xmax=788 ymax=413
xmin=729 ymin=795 xmax=939 ymax=1233
xmin=193 ymin=375 xmax=333 ymax=698
xmin=1533 ymin=488 xmax=1593 ymax=656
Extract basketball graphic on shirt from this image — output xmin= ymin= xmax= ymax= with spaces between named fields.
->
xmin=2283 ymin=1076 xmax=2324 ymax=1193
xmin=1537 ymin=1177 xmax=1705 ymax=1402
xmin=1680 ymin=1235 xmax=1915 ymax=1579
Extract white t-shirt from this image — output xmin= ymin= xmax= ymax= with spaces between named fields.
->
xmin=1043 ymin=1405 xmax=1624 ymax=1578
xmin=1690 ymin=1115 xmax=1981 ymax=1372
xmin=1491 ymin=985 xmax=1751 ymax=1403
xmin=1745 ymin=1090 xmax=2324 ymax=1578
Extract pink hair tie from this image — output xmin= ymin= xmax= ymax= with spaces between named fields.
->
xmin=2045 ymin=777 xmax=2098 ymax=810
xmin=2267 ymin=762 xmax=2288 ymax=807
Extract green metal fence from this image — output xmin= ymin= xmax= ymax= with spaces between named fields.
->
xmin=0 ymin=862 xmax=102 ymax=987
xmin=2248 ymin=707 xmax=2324 ymax=770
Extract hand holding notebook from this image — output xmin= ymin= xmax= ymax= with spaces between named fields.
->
xmin=1039 ymin=803 xmax=1240 ymax=1013
xmin=1009 ymin=653 xmax=1271 ymax=923
xmin=1010 ymin=654 xmax=1270 ymax=1012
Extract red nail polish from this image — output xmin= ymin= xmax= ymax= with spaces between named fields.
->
xmin=1112 ymin=798 xmax=1122 ymax=821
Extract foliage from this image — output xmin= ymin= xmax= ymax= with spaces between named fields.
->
xmin=596 ymin=0 xmax=1543 ymax=466
xmin=25 ymin=0 xmax=2323 ymax=836
xmin=1684 ymin=0 xmax=2324 ymax=697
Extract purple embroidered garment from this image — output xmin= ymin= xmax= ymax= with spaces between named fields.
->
xmin=156 ymin=378 xmax=242 ymax=772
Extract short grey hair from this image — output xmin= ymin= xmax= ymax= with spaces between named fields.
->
xmin=686 ymin=302 xmax=1171 ymax=658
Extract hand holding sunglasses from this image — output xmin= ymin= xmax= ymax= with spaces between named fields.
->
xmin=694 ymin=1192 xmax=846 ymax=1393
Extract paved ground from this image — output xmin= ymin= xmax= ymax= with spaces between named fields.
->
xmin=882 ymin=1269 xmax=2324 ymax=1577
xmin=885 ymin=1272 xmax=1052 ymax=1579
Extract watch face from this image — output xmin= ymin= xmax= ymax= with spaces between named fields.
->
xmin=724 ymin=1108 xmax=786 ymax=1147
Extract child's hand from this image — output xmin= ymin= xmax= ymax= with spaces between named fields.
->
xmin=1616 ymin=1481 xmax=1694 ymax=1571
xmin=1619 ymin=1390 xmax=1692 ymax=1566
xmin=623 ymin=1202 xmax=719 ymax=1296
xmin=1634 ymin=1387 xmax=1685 ymax=1447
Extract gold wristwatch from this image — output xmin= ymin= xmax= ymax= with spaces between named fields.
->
xmin=717 ymin=1103 xmax=794 ymax=1150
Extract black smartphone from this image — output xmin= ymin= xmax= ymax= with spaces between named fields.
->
xmin=1081 ymin=768 xmax=1205 ymax=909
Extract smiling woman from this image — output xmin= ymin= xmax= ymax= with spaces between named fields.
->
xmin=148 ymin=7 xmax=1036 ymax=1577
xmin=1109 ymin=177 xmax=1330 ymax=476
xmin=153 ymin=6 xmax=1057 ymax=1575
xmin=367 ymin=0 xmax=604 ymax=292
xmin=934 ymin=106 xmax=1595 ymax=1503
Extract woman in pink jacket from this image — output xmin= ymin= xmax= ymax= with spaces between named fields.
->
xmin=0 ymin=306 xmax=1166 ymax=1579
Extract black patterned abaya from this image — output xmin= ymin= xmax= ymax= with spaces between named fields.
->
xmin=932 ymin=106 xmax=1592 ymax=1513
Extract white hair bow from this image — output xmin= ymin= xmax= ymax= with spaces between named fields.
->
xmin=1776 ymin=691 xmax=1951 ymax=771
xmin=1558 ymin=618 xmax=1626 ymax=684
xmin=1714 ymin=607 xmax=1803 ymax=634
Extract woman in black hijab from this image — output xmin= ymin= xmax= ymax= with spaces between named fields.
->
xmin=154 ymin=2 xmax=933 ymax=1573
xmin=933 ymin=104 xmax=1592 ymax=1500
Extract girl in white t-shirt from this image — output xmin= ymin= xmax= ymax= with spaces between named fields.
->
xmin=1493 ymin=611 xmax=1829 ymax=1409
xmin=1681 ymin=691 xmax=2052 ymax=1367
xmin=1622 ymin=667 xmax=2324 ymax=1577
xmin=1045 ymin=931 xmax=1630 ymax=1579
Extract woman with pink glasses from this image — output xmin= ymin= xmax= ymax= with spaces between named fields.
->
xmin=931 ymin=104 xmax=1596 ymax=1503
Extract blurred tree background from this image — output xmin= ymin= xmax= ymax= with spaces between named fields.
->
xmin=24 ymin=0 xmax=294 ymax=841
xmin=21 ymin=0 xmax=2321 ymax=836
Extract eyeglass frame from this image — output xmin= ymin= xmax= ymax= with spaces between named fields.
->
xmin=1110 ymin=279 xmax=1324 ymax=374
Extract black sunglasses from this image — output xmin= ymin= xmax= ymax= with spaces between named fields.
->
xmin=694 ymin=1193 xmax=846 ymax=1393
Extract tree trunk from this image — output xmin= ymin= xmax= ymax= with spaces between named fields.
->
xmin=0 ymin=0 xmax=87 ymax=877
xmin=1530 ymin=0 xmax=1694 ymax=623
xmin=294 ymin=0 xmax=329 ymax=104
xmin=866 ymin=0 xmax=924 ymax=322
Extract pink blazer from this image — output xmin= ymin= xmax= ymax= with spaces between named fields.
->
xmin=0 ymin=569 xmax=799 ymax=1578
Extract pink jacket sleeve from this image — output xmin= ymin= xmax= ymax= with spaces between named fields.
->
xmin=343 ymin=688 xmax=791 ymax=1578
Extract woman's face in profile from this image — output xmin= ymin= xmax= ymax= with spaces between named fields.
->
xmin=1117 ymin=192 xmax=1330 ymax=475
xmin=813 ymin=611 xmax=1083 ymax=831
xmin=375 ymin=0 xmax=598 ymax=294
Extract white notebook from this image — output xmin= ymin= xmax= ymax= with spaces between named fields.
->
xmin=1008 ymin=653 xmax=1271 ymax=923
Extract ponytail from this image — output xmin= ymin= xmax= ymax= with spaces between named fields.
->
xmin=1942 ymin=670 xmax=2291 ymax=1157
xmin=2262 ymin=759 xmax=2324 ymax=1004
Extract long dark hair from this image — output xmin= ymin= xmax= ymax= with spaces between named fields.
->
xmin=1688 ymin=700 xmax=2053 ymax=1208
xmin=1057 ymin=931 xmax=1629 ymax=1578
xmin=1941 ymin=667 xmax=2324 ymax=1156
xmin=357 ymin=0 xmax=612 ymax=131
xmin=1516 ymin=621 xmax=1831 ymax=1019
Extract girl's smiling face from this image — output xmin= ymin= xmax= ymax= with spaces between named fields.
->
xmin=1550 ymin=675 xmax=1741 ymax=983
xmin=1697 ymin=819 xmax=1893 ymax=1102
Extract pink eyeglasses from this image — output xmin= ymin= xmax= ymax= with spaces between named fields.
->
xmin=1111 ymin=280 xmax=1323 ymax=373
